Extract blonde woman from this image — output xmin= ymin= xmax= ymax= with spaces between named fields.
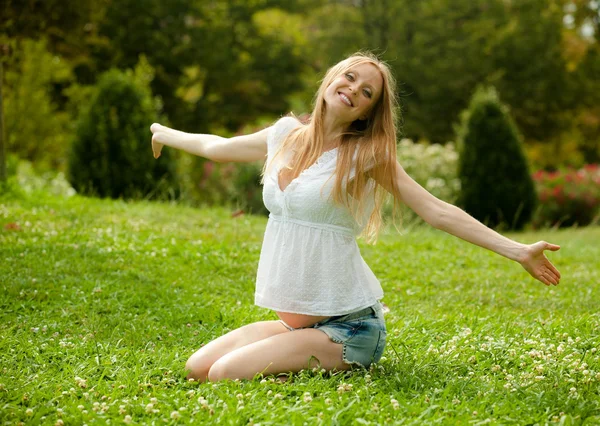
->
xmin=149 ymin=52 xmax=561 ymax=383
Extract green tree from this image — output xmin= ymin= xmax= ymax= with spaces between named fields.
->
xmin=457 ymin=86 xmax=536 ymax=230
xmin=3 ymin=38 xmax=73 ymax=170
xmin=68 ymin=64 xmax=176 ymax=199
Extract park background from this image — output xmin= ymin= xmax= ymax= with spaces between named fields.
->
xmin=1 ymin=0 xmax=600 ymax=424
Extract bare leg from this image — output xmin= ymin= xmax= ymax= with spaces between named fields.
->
xmin=185 ymin=320 xmax=288 ymax=382
xmin=207 ymin=328 xmax=352 ymax=382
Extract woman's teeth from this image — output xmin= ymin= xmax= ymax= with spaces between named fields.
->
xmin=339 ymin=93 xmax=352 ymax=107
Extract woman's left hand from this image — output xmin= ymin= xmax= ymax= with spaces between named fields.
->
xmin=519 ymin=241 xmax=561 ymax=286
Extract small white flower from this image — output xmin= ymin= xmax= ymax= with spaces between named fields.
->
xmin=123 ymin=415 xmax=133 ymax=424
xmin=25 ymin=408 xmax=33 ymax=416
xmin=170 ymin=410 xmax=180 ymax=420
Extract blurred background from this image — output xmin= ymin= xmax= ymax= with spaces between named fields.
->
xmin=1 ymin=0 xmax=598 ymax=229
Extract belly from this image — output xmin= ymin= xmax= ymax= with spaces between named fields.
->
xmin=277 ymin=311 xmax=330 ymax=329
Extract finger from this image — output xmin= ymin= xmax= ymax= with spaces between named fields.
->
xmin=547 ymin=263 xmax=561 ymax=279
xmin=545 ymin=243 xmax=560 ymax=251
xmin=543 ymin=272 xmax=558 ymax=286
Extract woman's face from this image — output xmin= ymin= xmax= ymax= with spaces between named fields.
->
xmin=323 ymin=62 xmax=384 ymax=124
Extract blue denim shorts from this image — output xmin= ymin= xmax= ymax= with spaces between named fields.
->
xmin=279 ymin=302 xmax=387 ymax=369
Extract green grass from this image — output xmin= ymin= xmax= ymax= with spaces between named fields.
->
xmin=1 ymin=191 xmax=599 ymax=425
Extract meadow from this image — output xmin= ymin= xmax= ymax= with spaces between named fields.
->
xmin=1 ymin=192 xmax=599 ymax=425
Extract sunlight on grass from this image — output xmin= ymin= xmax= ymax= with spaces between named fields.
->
xmin=1 ymin=193 xmax=599 ymax=424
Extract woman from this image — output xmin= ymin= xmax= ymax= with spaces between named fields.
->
xmin=149 ymin=52 xmax=561 ymax=383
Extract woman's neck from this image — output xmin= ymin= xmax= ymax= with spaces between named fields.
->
xmin=321 ymin=112 xmax=348 ymax=151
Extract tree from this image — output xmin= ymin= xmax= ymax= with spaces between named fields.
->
xmin=68 ymin=64 xmax=176 ymax=199
xmin=457 ymin=86 xmax=537 ymax=230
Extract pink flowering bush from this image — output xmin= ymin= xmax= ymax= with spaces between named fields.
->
xmin=532 ymin=164 xmax=600 ymax=228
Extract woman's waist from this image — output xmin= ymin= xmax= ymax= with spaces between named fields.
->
xmin=268 ymin=213 xmax=357 ymax=237
xmin=276 ymin=304 xmax=380 ymax=329
xmin=276 ymin=311 xmax=330 ymax=328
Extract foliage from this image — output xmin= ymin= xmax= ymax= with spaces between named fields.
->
xmin=14 ymin=161 xmax=76 ymax=198
xmin=68 ymin=64 xmax=177 ymax=199
xmin=3 ymin=38 xmax=74 ymax=170
xmin=177 ymin=157 xmax=236 ymax=208
xmin=0 ymin=194 xmax=598 ymax=424
xmin=230 ymin=161 xmax=269 ymax=216
xmin=457 ymin=86 xmax=536 ymax=230
xmin=97 ymin=0 xmax=310 ymax=134
xmin=397 ymin=139 xmax=461 ymax=204
xmin=388 ymin=138 xmax=461 ymax=224
xmin=3 ymin=0 xmax=600 ymax=185
xmin=532 ymin=165 xmax=600 ymax=228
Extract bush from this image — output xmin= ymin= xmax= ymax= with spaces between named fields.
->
xmin=532 ymin=165 xmax=600 ymax=228
xmin=3 ymin=38 xmax=73 ymax=171
xmin=230 ymin=161 xmax=268 ymax=215
xmin=387 ymin=139 xmax=461 ymax=224
xmin=457 ymin=87 xmax=536 ymax=230
xmin=397 ymin=139 xmax=461 ymax=204
xmin=68 ymin=66 xmax=177 ymax=199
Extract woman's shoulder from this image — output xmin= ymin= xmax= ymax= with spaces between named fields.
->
xmin=268 ymin=115 xmax=302 ymax=148
xmin=274 ymin=115 xmax=302 ymax=133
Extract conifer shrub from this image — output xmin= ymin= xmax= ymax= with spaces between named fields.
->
xmin=457 ymin=87 xmax=536 ymax=229
xmin=68 ymin=68 xmax=176 ymax=199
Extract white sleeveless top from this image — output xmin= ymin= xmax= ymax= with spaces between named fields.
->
xmin=254 ymin=117 xmax=384 ymax=316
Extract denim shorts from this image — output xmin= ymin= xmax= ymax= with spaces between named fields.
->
xmin=279 ymin=302 xmax=387 ymax=369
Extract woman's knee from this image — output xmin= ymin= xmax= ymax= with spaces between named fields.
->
xmin=185 ymin=352 xmax=213 ymax=382
xmin=207 ymin=357 xmax=237 ymax=382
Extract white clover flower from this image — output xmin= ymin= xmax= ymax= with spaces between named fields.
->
xmin=25 ymin=408 xmax=33 ymax=416
xmin=337 ymin=383 xmax=353 ymax=394
xmin=145 ymin=403 xmax=154 ymax=413
xmin=170 ymin=410 xmax=180 ymax=420
xmin=123 ymin=415 xmax=132 ymax=424
xmin=303 ymin=392 xmax=312 ymax=403
xmin=325 ymin=398 xmax=332 ymax=405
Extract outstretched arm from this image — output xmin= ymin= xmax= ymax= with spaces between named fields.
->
xmin=149 ymin=123 xmax=270 ymax=163
xmin=378 ymin=161 xmax=561 ymax=286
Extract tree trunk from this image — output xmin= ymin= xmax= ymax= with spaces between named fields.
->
xmin=0 ymin=59 xmax=6 ymax=183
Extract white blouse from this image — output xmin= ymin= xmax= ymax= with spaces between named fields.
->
xmin=254 ymin=117 xmax=384 ymax=316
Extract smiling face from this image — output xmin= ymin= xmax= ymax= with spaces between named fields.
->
xmin=323 ymin=62 xmax=384 ymax=124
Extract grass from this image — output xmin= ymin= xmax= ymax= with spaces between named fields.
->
xmin=1 ymin=190 xmax=599 ymax=425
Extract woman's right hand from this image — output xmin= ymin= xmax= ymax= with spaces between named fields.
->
xmin=150 ymin=123 xmax=165 ymax=159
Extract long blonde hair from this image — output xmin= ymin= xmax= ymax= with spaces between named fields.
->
xmin=261 ymin=52 xmax=402 ymax=243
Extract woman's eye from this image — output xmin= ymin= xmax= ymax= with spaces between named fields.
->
xmin=363 ymin=89 xmax=372 ymax=98
xmin=345 ymin=73 xmax=355 ymax=81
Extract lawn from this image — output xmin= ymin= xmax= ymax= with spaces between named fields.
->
xmin=1 ymin=191 xmax=599 ymax=425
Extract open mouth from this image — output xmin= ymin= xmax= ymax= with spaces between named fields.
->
xmin=338 ymin=92 xmax=353 ymax=107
